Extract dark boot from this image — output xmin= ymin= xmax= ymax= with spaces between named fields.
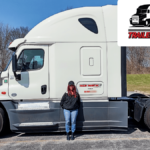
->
xmin=71 ymin=132 xmax=74 ymax=140
xmin=66 ymin=132 xmax=70 ymax=141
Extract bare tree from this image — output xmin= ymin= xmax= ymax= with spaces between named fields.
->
xmin=0 ymin=23 xmax=12 ymax=71
xmin=10 ymin=26 xmax=30 ymax=41
xmin=127 ymin=47 xmax=150 ymax=74
xmin=0 ymin=23 xmax=30 ymax=72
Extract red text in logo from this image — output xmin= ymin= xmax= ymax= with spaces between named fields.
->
xmin=129 ymin=32 xmax=150 ymax=39
xmin=80 ymin=84 xmax=100 ymax=87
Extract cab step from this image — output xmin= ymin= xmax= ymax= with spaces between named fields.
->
xmin=13 ymin=122 xmax=58 ymax=128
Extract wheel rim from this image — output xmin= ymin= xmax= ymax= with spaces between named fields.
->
xmin=0 ymin=113 xmax=3 ymax=132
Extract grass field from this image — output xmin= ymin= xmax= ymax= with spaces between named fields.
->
xmin=127 ymin=74 xmax=150 ymax=93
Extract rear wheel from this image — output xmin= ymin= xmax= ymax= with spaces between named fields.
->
xmin=0 ymin=107 xmax=8 ymax=135
xmin=144 ymin=106 xmax=150 ymax=129
xmin=129 ymin=93 xmax=149 ymax=98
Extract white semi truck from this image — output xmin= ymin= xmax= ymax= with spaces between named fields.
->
xmin=0 ymin=5 xmax=150 ymax=134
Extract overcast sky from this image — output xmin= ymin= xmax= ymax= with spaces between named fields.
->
xmin=0 ymin=0 xmax=117 ymax=29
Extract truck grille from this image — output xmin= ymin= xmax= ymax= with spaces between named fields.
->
xmin=132 ymin=16 xmax=139 ymax=23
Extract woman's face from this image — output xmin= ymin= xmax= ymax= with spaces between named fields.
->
xmin=69 ymin=85 xmax=74 ymax=91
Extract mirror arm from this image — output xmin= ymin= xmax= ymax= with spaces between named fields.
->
xmin=13 ymin=71 xmax=21 ymax=81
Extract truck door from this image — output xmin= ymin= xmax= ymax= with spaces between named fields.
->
xmin=9 ymin=45 xmax=49 ymax=99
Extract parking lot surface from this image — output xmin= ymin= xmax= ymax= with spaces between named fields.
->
xmin=0 ymin=118 xmax=150 ymax=150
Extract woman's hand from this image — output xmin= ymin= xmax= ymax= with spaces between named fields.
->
xmin=60 ymin=93 xmax=66 ymax=108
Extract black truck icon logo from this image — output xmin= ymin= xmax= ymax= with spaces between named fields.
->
xmin=130 ymin=4 xmax=150 ymax=27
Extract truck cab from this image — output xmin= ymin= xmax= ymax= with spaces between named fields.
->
xmin=130 ymin=5 xmax=150 ymax=27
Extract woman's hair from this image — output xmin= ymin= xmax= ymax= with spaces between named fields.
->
xmin=67 ymin=85 xmax=77 ymax=98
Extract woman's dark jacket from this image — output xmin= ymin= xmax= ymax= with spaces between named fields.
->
xmin=60 ymin=92 xmax=80 ymax=110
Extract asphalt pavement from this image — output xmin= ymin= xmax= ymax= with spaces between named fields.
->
xmin=0 ymin=118 xmax=150 ymax=150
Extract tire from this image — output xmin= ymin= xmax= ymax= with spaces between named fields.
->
xmin=129 ymin=93 xmax=149 ymax=98
xmin=0 ymin=108 xmax=8 ymax=135
xmin=144 ymin=106 xmax=150 ymax=129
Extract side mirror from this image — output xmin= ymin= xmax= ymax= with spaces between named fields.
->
xmin=12 ymin=54 xmax=17 ymax=72
xmin=12 ymin=54 xmax=21 ymax=81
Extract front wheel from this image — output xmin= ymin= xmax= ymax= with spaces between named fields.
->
xmin=0 ymin=108 xmax=8 ymax=135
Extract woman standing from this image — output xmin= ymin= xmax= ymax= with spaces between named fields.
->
xmin=60 ymin=81 xmax=80 ymax=141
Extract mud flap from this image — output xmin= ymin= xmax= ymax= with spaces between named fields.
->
xmin=134 ymin=97 xmax=144 ymax=122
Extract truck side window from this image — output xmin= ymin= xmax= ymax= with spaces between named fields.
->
xmin=78 ymin=18 xmax=98 ymax=34
xmin=17 ymin=49 xmax=44 ymax=71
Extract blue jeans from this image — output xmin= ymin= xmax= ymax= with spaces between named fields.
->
xmin=63 ymin=109 xmax=78 ymax=133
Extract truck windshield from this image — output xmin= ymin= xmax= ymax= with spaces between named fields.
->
xmin=137 ymin=9 xmax=147 ymax=14
xmin=3 ymin=52 xmax=15 ymax=71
